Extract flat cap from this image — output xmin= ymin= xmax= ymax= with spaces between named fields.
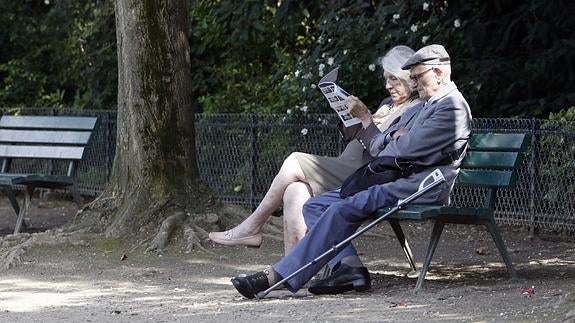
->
xmin=401 ymin=44 xmax=450 ymax=70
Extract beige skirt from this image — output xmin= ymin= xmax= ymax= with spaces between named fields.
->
xmin=294 ymin=140 xmax=370 ymax=195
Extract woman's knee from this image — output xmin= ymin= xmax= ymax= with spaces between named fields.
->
xmin=278 ymin=152 xmax=305 ymax=177
xmin=283 ymin=181 xmax=311 ymax=204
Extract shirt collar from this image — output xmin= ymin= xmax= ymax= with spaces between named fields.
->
xmin=425 ymin=81 xmax=457 ymax=105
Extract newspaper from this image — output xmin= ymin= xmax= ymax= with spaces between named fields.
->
xmin=317 ymin=67 xmax=361 ymax=128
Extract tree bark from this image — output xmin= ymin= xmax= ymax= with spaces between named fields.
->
xmin=75 ymin=0 xmax=218 ymax=247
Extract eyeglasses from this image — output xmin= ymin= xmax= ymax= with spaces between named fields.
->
xmin=410 ymin=67 xmax=434 ymax=82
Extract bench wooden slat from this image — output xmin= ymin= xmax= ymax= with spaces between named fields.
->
xmin=0 ymin=130 xmax=92 ymax=145
xmin=0 ymin=145 xmax=86 ymax=159
xmin=456 ymin=169 xmax=517 ymax=187
xmin=461 ymin=151 xmax=521 ymax=169
xmin=0 ymin=116 xmax=97 ymax=130
xmin=468 ymin=133 xmax=529 ymax=152
xmin=0 ymin=174 xmax=75 ymax=187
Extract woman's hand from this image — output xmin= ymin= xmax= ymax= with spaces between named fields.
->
xmin=346 ymin=96 xmax=372 ymax=128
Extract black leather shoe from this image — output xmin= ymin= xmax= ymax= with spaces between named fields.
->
xmin=308 ymin=263 xmax=371 ymax=295
xmin=231 ymin=271 xmax=270 ymax=299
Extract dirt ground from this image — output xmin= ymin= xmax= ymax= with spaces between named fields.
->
xmin=0 ymin=195 xmax=574 ymax=323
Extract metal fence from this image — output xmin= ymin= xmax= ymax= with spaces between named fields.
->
xmin=1 ymin=108 xmax=574 ymax=235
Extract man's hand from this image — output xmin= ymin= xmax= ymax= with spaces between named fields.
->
xmin=392 ymin=127 xmax=408 ymax=139
xmin=346 ymin=96 xmax=372 ymax=128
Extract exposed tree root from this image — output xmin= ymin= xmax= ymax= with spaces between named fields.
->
xmin=0 ymin=229 xmax=93 ymax=269
xmin=147 ymin=211 xmax=186 ymax=252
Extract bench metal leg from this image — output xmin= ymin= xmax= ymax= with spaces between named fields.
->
xmin=485 ymin=217 xmax=518 ymax=279
xmin=388 ymin=219 xmax=417 ymax=272
xmin=14 ymin=185 xmax=34 ymax=234
xmin=415 ymin=220 xmax=445 ymax=291
xmin=70 ymin=184 xmax=83 ymax=209
xmin=5 ymin=187 xmax=20 ymax=215
xmin=4 ymin=187 xmax=28 ymax=231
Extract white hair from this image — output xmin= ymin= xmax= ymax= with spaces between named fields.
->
xmin=378 ymin=45 xmax=415 ymax=82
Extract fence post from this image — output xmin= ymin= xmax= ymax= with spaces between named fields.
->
xmin=249 ymin=113 xmax=259 ymax=210
xmin=529 ymin=118 xmax=539 ymax=235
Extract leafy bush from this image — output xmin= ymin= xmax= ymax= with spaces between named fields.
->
xmin=1 ymin=0 xmax=574 ymax=117
xmin=539 ymin=106 xmax=575 ymax=215
xmin=0 ymin=0 xmax=116 ymax=109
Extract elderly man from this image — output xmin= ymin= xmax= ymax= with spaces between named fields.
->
xmin=231 ymin=44 xmax=472 ymax=299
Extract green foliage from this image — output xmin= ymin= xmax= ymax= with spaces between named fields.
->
xmin=0 ymin=0 xmax=116 ymax=109
xmin=190 ymin=0 xmax=299 ymax=113
xmin=540 ymin=106 xmax=575 ymax=211
xmin=191 ymin=0 xmax=575 ymax=117
xmin=1 ymin=0 xmax=574 ymax=116
xmin=549 ymin=106 xmax=575 ymax=122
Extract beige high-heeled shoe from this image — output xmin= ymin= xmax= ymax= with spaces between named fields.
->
xmin=208 ymin=229 xmax=262 ymax=247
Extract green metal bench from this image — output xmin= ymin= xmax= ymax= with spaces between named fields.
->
xmin=0 ymin=115 xmax=97 ymax=234
xmin=376 ymin=132 xmax=529 ymax=290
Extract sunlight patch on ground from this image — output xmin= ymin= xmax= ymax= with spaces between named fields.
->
xmin=0 ymin=277 xmax=168 ymax=313
xmin=189 ymin=276 xmax=233 ymax=286
xmin=0 ymin=278 xmax=112 ymax=312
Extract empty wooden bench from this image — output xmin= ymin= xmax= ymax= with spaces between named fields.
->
xmin=0 ymin=115 xmax=97 ymax=234
xmin=376 ymin=132 xmax=529 ymax=290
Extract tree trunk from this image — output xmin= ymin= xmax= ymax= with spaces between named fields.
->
xmin=75 ymin=0 xmax=220 ymax=249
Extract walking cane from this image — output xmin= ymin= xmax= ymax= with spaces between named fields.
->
xmin=255 ymin=169 xmax=446 ymax=300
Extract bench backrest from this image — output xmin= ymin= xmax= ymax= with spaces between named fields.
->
xmin=457 ymin=132 xmax=529 ymax=208
xmin=0 ymin=116 xmax=98 ymax=175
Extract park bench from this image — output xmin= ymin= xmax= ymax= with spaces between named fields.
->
xmin=0 ymin=115 xmax=97 ymax=234
xmin=376 ymin=132 xmax=529 ymax=290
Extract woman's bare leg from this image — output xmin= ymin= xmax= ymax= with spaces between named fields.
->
xmin=282 ymin=182 xmax=311 ymax=254
xmin=209 ymin=153 xmax=308 ymax=246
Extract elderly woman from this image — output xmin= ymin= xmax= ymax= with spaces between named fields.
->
xmin=209 ymin=45 xmax=421 ymax=253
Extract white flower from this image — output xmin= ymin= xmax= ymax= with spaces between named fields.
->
xmin=475 ymin=84 xmax=482 ymax=91
xmin=301 ymin=128 xmax=309 ymax=135
xmin=328 ymin=38 xmax=332 ymax=43
xmin=321 ymin=52 xmax=326 ymax=58
xmin=393 ymin=13 xmax=400 ymax=20
xmin=318 ymin=70 xmax=324 ymax=77
xmin=319 ymin=63 xmax=325 ymax=70
xmin=410 ymin=24 xmax=418 ymax=32
xmin=311 ymin=84 xmax=316 ymax=89
xmin=44 ymin=0 xmax=50 ymax=4
xmin=301 ymin=105 xmax=308 ymax=112
xmin=302 ymin=86 xmax=307 ymax=92
xmin=302 ymin=72 xmax=312 ymax=79
xmin=317 ymin=36 xmax=324 ymax=44
xmin=343 ymin=49 xmax=349 ymax=55
xmin=368 ymin=64 xmax=376 ymax=71
xmin=286 ymin=109 xmax=292 ymax=114
xmin=327 ymin=57 xmax=334 ymax=65
xmin=294 ymin=70 xmax=300 ymax=77
xmin=422 ymin=2 xmax=429 ymax=11
xmin=421 ymin=35 xmax=430 ymax=44
xmin=454 ymin=19 xmax=461 ymax=28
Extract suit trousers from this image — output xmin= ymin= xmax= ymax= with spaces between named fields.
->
xmin=273 ymin=185 xmax=397 ymax=292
